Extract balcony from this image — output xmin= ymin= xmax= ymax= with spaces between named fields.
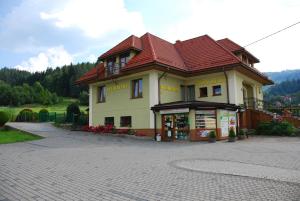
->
xmin=106 ymin=62 xmax=126 ymax=77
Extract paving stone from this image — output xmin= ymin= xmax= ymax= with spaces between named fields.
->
xmin=0 ymin=122 xmax=300 ymax=201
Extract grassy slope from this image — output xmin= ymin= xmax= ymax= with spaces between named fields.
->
xmin=0 ymin=98 xmax=88 ymax=120
xmin=0 ymin=129 xmax=43 ymax=144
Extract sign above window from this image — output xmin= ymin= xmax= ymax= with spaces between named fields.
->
xmin=160 ymin=108 xmax=189 ymax=115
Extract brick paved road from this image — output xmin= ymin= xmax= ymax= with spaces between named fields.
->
xmin=1 ymin=123 xmax=300 ymax=201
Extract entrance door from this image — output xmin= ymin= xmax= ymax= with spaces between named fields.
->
xmin=162 ymin=114 xmax=189 ymax=141
xmin=162 ymin=115 xmax=174 ymax=141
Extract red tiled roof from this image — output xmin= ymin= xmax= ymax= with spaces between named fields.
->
xmin=124 ymin=33 xmax=186 ymax=71
xmin=75 ymin=63 xmax=105 ymax=84
xmin=217 ymin=38 xmax=243 ymax=52
xmin=217 ymin=38 xmax=259 ymax=63
xmin=77 ymin=32 xmax=270 ymax=84
xmin=174 ymin=35 xmax=240 ymax=71
xmin=99 ymin=35 xmax=142 ymax=60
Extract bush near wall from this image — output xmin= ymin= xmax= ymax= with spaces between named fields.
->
xmin=0 ymin=111 xmax=9 ymax=127
xmin=15 ymin=109 xmax=38 ymax=122
xmin=257 ymin=121 xmax=295 ymax=136
xmin=38 ymin=109 xmax=49 ymax=122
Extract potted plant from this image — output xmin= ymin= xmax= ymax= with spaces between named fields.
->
xmin=228 ymin=128 xmax=236 ymax=142
xmin=237 ymin=129 xmax=246 ymax=140
xmin=208 ymin=131 xmax=216 ymax=143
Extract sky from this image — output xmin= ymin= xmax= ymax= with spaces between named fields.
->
xmin=0 ymin=0 xmax=299 ymax=72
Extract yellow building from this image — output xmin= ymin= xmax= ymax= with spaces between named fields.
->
xmin=77 ymin=33 xmax=273 ymax=141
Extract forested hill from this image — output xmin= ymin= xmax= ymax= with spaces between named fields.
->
xmin=264 ymin=69 xmax=300 ymax=83
xmin=263 ymin=69 xmax=300 ymax=105
xmin=0 ymin=62 xmax=95 ymax=98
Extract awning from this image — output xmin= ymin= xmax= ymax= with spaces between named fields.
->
xmin=151 ymin=101 xmax=240 ymax=112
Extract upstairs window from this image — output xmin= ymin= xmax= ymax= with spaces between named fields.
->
xmin=199 ymin=87 xmax=208 ymax=97
xmin=187 ymin=85 xmax=195 ymax=101
xmin=181 ymin=85 xmax=195 ymax=101
xmin=132 ymin=79 xmax=143 ymax=98
xmin=120 ymin=116 xmax=132 ymax=127
xmin=213 ymin=85 xmax=221 ymax=96
xmin=107 ymin=57 xmax=116 ymax=75
xmin=97 ymin=86 xmax=106 ymax=103
xmin=120 ymin=52 xmax=130 ymax=68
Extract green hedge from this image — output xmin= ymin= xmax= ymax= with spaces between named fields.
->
xmin=0 ymin=111 xmax=9 ymax=126
xmin=257 ymin=121 xmax=294 ymax=136
xmin=15 ymin=109 xmax=38 ymax=122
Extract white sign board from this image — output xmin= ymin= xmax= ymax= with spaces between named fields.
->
xmin=160 ymin=108 xmax=189 ymax=115
xmin=219 ymin=110 xmax=229 ymax=137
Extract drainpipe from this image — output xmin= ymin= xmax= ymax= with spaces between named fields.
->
xmin=158 ymin=71 xmax=167 ymax=104
xmin=153 ymin=110 xmax=157 ymax=140
xmin=223 ymin=67 xmax=230 ymax=104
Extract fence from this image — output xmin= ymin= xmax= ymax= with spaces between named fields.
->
xmin=14 ymin=112 xmax=88 ymax=125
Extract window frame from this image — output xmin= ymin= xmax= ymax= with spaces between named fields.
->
xmin=212 ymin=85 xmax=222 ymax=96
xmin=199 ymin=87 xmax=208 ymax=97
xmin=120 ymin=116 xmax=132 ymax=127
xmin=97 ymin=85 xmax=106 ymax=103
xmin=131 ymin=78 xmax=143 ymax=99
xmin=104 ymin=117 xmax=114 ymax=126
xmin=119 ymin=52 xmax=130 ymax=68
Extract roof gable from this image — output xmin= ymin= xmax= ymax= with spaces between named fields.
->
xmin=124 ymin=33 xmax=186 ymax=71
xmin=99 ymin=35 xmax=142 ymax=60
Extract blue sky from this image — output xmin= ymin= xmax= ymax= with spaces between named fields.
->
xmin=0 ymin=0 xmax=300 ymax=72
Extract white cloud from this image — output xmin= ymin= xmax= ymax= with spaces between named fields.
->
xmin=161 ymin=0 xmax=300 ymax=72
xmin=40 ymin=0 xmax=145 ymax=38
xmin=15 ymin=46 xmax=73 ymax=72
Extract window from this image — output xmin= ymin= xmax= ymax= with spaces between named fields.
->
xmin=120 ymin=52 xmax=130 ymax=67
xmin=107 ymin=57 xmax=116 ymax=75
xmin=199 ymin=87 xmax=208 ymax=97
xmin=187 ymin=85 xmax=195 ymax=101
xmin=120 ymin=116 xmax=132 ymax=127
xmin=181 ymin=85 xmax=195 ymax=101
xmin=98 ymin=86 xmax=106 ymax=102
xmin=132 ymin=79 xmax=143 ymax=98
xmin=180 ymin=85 xmax=186 ymax=101
xmin=195 ymin=110 xmax=216 ymax=129
xmin=105 ymin=117 xmax=114 ymax=126
xmin=213 ymin=85 xmax=221 ymax=96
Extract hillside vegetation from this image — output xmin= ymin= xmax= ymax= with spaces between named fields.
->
xmin=0 ymin=62 xmax=94 ymax=107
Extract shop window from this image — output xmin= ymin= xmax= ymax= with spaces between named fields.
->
xmin=120 ymin=52 xmax=130 ymax=67
xmin=97 ymin=86 xmax=106 ymax=103
xmin=105 ymin=117 xmax=114 ymax=126
xmin=120 ymin=116 xmax=132 ymax=127
xmin=195 ymin=110 xmax=216 ymax=129
xmin=199 ymin=87 xmax=208 ymax=97
xmin=132 ymin=79 xmax=143 ymax=98
xmin=213 ymin=85 xmax=221 ymax=96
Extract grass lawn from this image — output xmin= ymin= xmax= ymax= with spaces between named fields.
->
xmin=0 ymin=98 xmax=88 ymax=120
xmin=0 ymin=129 xmax=43 ymax=144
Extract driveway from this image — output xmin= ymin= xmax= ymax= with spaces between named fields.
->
xmin=1 ymin=123 xmax=300 ymax=201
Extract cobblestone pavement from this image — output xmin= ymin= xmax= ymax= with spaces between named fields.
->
xmin=1 ymin=123 xmax=300 ymax=201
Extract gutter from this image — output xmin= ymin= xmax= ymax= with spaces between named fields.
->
xmin=223 ymin=67 xmax=230 ymax=104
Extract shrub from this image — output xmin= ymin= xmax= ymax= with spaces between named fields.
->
xmin=39 ymin=109 xmax=49 ymax=122
xmin=16 ymin=109 xmax=36 ymax=122
xmin=66 ymin=103 xmax=80 ymax=123
xmin=0 ymin=111 xmax=9 ymax=126
xmin=228 ymin=128 xmax=236 ymax=138
xmin=208 ymin=131 xmax=216 ymax=138
xmin=257 ymin=121 xmax=294 ymax=136
xmin=237 ymin=129 xmax=245 ymax=136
